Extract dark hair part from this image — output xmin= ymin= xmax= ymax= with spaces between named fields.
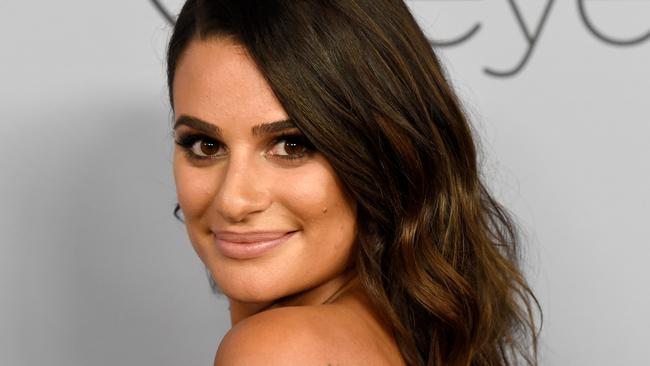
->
xmin=167 ymin=1 xmax=541 ymax=365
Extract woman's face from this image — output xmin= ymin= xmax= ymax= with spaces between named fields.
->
xmin=172 ymin=37 xmax=357 ymax=306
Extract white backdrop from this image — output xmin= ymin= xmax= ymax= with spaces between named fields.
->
xmin=1 ymin=1 xmax=648 ymax=365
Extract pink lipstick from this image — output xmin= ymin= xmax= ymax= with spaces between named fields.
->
xmin=213 ymin=231 xmax=297 ymax=259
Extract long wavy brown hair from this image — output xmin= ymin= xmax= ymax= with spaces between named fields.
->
xmin=166 ymin=0 xmax=541 ymax=365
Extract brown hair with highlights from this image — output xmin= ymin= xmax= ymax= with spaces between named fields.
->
xmin=167 ymin=1 xmax=541 ymax=365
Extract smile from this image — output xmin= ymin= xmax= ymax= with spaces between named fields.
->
xmin=213 ymin=231 xmax=297 ymax=259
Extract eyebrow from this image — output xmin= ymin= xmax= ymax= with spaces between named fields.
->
xmin=173 ymin=115 xmax=297 ymax=137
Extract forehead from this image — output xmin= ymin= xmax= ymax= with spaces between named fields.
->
xmin=172 ymin=37 xmax=288 ymax=127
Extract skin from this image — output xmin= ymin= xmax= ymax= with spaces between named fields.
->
xmin=172 ymin=37 xmax=405 ymax=365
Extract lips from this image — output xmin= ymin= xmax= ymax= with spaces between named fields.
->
xmin=213 ymin=231 xmax=297 ymax=259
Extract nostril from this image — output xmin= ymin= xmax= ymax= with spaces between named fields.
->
xmin=214 ymin=185 xmax=271 ymax=223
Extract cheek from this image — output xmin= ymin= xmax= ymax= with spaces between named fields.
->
xmin=276 ymin=162 xmax=357 ymax=254
xmin=174 ymin=157 xmax=221 ymax=263
xmin=173 ymin=157 xmax=216 ymax=218
xmin=281 ymin=168 xmax=342 ymax=218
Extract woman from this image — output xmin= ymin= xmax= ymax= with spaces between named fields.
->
xmin=167 ymin=0 xmax=540 ymax=365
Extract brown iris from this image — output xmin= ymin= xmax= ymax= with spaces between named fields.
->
xmin=200 ymin=140 xmax=220 ymax=156
xmin=283 ymin=139 xmax=305 ymax=156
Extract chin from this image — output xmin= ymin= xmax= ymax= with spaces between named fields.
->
xmin=219 ymin=283 xmax=277 ymax=304
xmin=209 ymin=265 xmax=296 ymax=304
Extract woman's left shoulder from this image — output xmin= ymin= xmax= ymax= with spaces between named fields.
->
xmin=214 ymin=305 xmax=397 ymax=366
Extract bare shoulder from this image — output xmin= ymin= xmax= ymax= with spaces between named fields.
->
xmin=214 ymin=305 xmax=399 ymax=366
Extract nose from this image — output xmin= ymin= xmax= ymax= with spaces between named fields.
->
xmin=212 ymin=153 xmax=271 ymax=223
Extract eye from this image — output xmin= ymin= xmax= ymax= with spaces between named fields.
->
xmin=191 ymin=139 xmax=223 ymax=157
xmin=174 ymin=133 xmax=226 ymax=160
xmin=267 ymin=134 xmax=315 ymax=160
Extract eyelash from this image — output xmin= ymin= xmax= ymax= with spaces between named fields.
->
xmin=174 ymin=132 xmax=315 ymax=162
